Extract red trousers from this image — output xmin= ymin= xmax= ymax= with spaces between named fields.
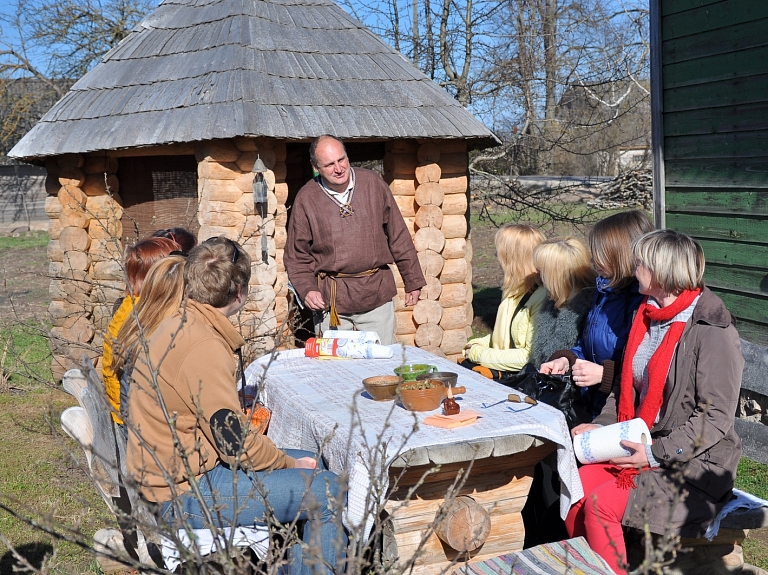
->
xmin=565 ymin=464 xmax=632 ymax=574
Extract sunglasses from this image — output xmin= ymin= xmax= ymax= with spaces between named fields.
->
xmin=203 ymin=236 xmax=241 ymax=264
xmin=169 ymin=250 xmax=188 ymax=257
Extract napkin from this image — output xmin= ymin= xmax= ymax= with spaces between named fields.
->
xmin=423 ymin=409 xmax=481 ymax=429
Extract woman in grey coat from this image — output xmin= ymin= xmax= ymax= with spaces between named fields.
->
xmin=566 ymin=230 xmax=743 ymax=575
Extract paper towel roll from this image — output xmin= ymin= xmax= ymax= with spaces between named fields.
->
xmin=573 ymin=418 xmax=651 ymax=464
xmin=323 ymin=330 xmax=381 ymax=344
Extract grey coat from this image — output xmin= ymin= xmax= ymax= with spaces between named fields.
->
xmin=594 ymin=287 xmax=743 ymax=537
xmin=529 ymin=288 xmax=595 ymax=368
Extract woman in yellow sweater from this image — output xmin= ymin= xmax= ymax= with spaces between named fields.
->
xmin=463 ymin=224 xmax=548 ymax=377
xmin=102 ymin=236 xmax=180 ymax=423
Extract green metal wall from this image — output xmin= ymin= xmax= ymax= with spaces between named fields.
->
xmin=661 ymin=0 xmax=768 ymax=345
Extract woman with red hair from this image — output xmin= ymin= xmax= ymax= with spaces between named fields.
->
xmin=102 ymin=236 xmax=180 ymax=424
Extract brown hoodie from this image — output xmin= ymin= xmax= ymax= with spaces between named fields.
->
xmin=126 ymin=299 xmax=294 ymax=503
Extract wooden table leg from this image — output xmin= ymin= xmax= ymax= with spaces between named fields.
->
xmin=383 ymin=442 xmax=556 ymax=575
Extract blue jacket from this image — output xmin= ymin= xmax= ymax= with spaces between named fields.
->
xmin=572 ymin=276 xmax=644 ymax=416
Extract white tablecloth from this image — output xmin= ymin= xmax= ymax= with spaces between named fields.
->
xmin=245 ymin=346 xmax=583 ymax=538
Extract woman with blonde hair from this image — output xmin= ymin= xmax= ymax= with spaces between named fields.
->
xmin=567 ymin=230 xmax=742 ymax=574
xmin=463 ymin=224 xmax=548 ymax=377
xmin=541 ymin=210 xmax=653 ymax=416
xmin=528 ymin=237 xmax=596 ymax=368
xmin=113 ymin=254 xmax=187 ymax=425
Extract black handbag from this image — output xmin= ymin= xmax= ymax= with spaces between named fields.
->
xmin=499 ymin=371 xmax=592 ymax=430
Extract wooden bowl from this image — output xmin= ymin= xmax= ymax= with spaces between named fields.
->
xmin=417 ymin=371 xmax=459 ymax=387
xmin=398 ymin=383 xmax=444 ymax=411
xmin=362 ymin=375 xmax=403 ymax=401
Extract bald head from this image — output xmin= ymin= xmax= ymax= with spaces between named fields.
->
xmin=310 ymin=135 xmax=351 ymax=193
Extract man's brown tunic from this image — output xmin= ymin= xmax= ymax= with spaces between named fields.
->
xmin=285 ymin=168 xmax=426 ymax=315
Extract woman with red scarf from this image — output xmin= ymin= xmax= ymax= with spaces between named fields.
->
xmin=565 ymin=230 xmax=743 ymax=574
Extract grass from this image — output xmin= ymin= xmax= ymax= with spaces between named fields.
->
xmin=0 ymin=386 xmax=107 ymax=574
xmin=0 ymin=322 xmax=53 ymax=388
xmin=0 ymin=230 xmax=48 ymax=250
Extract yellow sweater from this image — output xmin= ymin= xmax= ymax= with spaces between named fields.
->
xmin=102 ymin=296 xmax=137 ymax=424
xmin=466 ymin=286 xmax=547 ymax=372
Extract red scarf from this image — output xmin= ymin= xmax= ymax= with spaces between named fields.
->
xmin=614 ymin=288 xmax=700 ymax=490
xmin=618 ymin=288 xmax=701 ymax=428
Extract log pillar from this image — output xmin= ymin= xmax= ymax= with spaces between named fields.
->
xmin=196 ymin=138 xmax=288 ymax=360
xmin=46 ymin=153 xmax=122 ymax=380
xmin=385 ymin=139 xmax=471 ymax=361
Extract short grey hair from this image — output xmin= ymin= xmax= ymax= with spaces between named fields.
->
xmin=633 ymin=229 xmax=705 ymax=294
xmin=309 ymin=134 xmax=346 ymax=168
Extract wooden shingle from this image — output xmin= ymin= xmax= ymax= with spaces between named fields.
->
xmin=10 ymin=0 xmax=496 ymax=160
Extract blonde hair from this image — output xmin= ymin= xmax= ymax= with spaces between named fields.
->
xmin=495 ymin=224 xmax=546 ymax=298
xmin=534 ymin=237 xmax=596 ymax=308
xmin=185 ymin=237 xmax=251 ymax=308
xmin=589 ymin=210 xmax=653 ymax=289
xmin=113 ymin=255 xmax=186 ymax=374
xmin=633 ymin=229 xmax=705 ymax=294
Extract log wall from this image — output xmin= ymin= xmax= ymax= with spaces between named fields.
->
xmin=384 ymin=140 xmax=472 ymax=362
xmin=195 ymin=138 xmax=290 ymax=359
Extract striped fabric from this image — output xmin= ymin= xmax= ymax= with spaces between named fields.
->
xmin=452 ymin=537 xmax=616 ymax=575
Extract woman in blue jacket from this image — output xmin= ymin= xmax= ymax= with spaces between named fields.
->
xmin=540 ymin=210 xmax=653 ymax=417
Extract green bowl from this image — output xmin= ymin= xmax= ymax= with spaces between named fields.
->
xmin=394 ymin=363 xmax=437 ymax=382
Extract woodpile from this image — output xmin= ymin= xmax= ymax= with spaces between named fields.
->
xmin=385 ymin=140 xmax=472 ymax=361
xmin=587 ymin=169 xmax=652 ymax=210
xmin=195 ymin=138 xmax=290 ymax=358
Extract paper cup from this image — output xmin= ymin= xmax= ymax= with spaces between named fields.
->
xmin=573 ymin=418 xmax=651 ymax=464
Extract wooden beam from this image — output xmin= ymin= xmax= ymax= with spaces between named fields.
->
xmin=651 ymin=0 xmax=666 ymax=229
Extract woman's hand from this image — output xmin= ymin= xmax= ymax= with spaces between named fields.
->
xmin=294 ymin=457 xmax=318 ymax=469
xmin=571 ymin=423 xmax=600 ymax=438
xmin=540 ymin=357 xmax=570 ymax=375
xmin=571 ymin=359 xmax=603 ymax=387
xmin=611 ymin=440 xmax=649 ymax=468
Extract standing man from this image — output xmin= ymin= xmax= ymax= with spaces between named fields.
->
xmin=285 ymin=135 xmax=426 ymax=345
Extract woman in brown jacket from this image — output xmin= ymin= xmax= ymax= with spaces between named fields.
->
xmin=566 ymin=230 xmax=743 ymax=574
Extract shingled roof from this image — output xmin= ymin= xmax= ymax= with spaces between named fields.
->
xmin=9 ymin=0 xmax=497 ymax=161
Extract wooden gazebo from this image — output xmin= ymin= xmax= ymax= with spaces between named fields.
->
xmin=9 ymin=0 xmax=498 ymax=380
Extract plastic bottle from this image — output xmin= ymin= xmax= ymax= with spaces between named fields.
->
xmin=304 ymin=337 xmax=393 ymax=359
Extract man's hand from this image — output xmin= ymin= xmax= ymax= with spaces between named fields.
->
xmin=571 ymin=423 xmax=600 ymax=438
xmin=611 ymin=440 xmax=649 ymax=468
xmin=404 ymin=289 xmax=421 ymax=306
xmin=572 ymin=359 xmax=604 ymax=387
xmin=294 ymin=457 xmax=318 ymax=469
xmin=304 ymin=290 xmax=325 ymax=311
xmin=540 ymin=357 xmax=569 ymax=375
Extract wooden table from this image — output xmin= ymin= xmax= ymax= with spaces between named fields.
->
xmin=245 ymin=346 xmax=582 ymax=575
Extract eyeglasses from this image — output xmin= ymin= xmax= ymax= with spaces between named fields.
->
xmin=204 ymin=236 xmax=240 ymax=264
xmin=169 ymin=250 xmax=188 ymax=257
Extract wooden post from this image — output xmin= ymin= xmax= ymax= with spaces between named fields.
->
xmin=385 ymin=139 xmax=471 ymax=360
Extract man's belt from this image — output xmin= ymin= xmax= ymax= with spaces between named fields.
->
xmin=317 ymin=267 xmax=381 ymax=328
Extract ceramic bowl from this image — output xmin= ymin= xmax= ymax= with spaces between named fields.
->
xmin=398 ymin=382 xmax=444 ymax=411
xmin=393 ymin=363 xmax=438 ymax=381
xmin=362 ymin=375 xmax=402 ymax=401
xmin=416 ymin=371 xmax=458 ymax=387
